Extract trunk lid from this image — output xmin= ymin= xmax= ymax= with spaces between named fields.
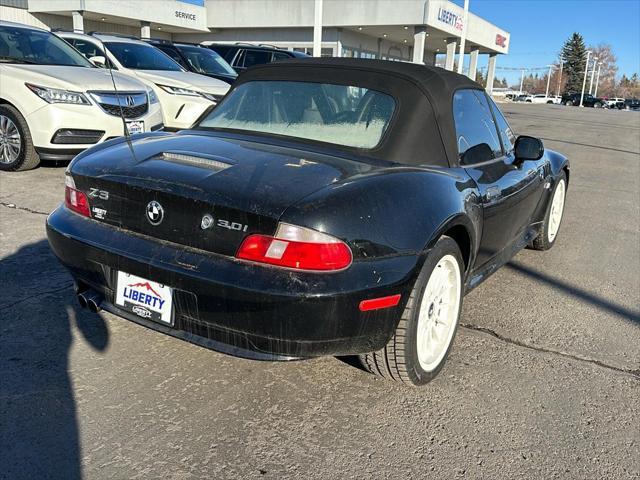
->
xmin=71 ymin=131 xmax=374 ymax=256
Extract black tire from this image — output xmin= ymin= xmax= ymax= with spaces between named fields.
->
xmin=594 ymin=102 xmax=602 ymax=108
xmin=531 ymin=171 xmax=567 ymax=251
xmin=0 ymin=104 xmax=40 ymax=171
xmin=359 ymin=236 xmax=464 ymax=386
xmin=564 ymin=100 xmax=573 ymax=106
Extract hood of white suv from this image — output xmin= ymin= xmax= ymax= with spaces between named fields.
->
xmin=2 ymin=65 xmax=148 ymax=92
xmin=133 ymin=70 xmax=230 ymax=95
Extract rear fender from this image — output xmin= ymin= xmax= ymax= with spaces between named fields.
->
xmin=281 ymin=167 xmax=482 ymax=266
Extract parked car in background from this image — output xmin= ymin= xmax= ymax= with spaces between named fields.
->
xmin=145 ymin=39 xmax=237 ymax=85
xmin=514 ymin=94 xmax=531 ymax=102
xmin=527 ymin=93 xmax=554 ymax=103
xmin=0 ymin=21 xmax=162 ymax=171
xmin=530 ymin=94 xmax=559 ymax=104
xmin=561 ymin=92 xmax=604 ymax=108
xmin=59 ymin=32 xmax=230 ymax=130
xmin=203 ymin=42 xmax=309 ymax=73
xmin=605 ymin=97 xmax=625 ymax=109
xmin=47 ymin=58 xmax=569 ymax=386
xmin=623 ymin=98 xmax=640 ymax=111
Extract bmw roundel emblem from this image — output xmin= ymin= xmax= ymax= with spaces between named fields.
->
xmin=146 ymin=200 xmax=164 ymax=225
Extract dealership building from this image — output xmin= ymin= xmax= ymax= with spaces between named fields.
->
xmin=1 ymin=0 xmax=510 ymax=91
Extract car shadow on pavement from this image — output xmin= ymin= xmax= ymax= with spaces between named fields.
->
xmin=538 ymin=136 xmax=640 ymax=156
xmin=507 ymin=261 xmax=640 ymax=324
xmin=0 ymin=239 xmax=109 ymax=479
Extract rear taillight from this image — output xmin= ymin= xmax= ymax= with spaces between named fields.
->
xmin=64 ymin=175 xmax=91 ymax=217
xmin=236 ymin=223 xmax=352 ymax=271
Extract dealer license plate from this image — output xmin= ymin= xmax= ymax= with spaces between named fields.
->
xmin=126 ymin=121 xmax=144 ymax=135
xmin=115 ymin=271 xmax=173 ymax=324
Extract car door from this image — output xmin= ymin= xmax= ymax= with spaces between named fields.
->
xmin=454 ymin=89 xmax=546 ymax=268
xmin=272 ymin=51 xmax=291 ymax=62
xmin=240 ymin=49 xmax=272 ymax=71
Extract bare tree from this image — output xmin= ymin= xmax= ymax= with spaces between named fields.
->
xmin=588 ymin=43 xmax=618 ymax=97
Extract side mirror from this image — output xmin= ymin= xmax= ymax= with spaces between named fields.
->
xmin=89 ymin=56 xmax=106 ymax=68
xmin=514 ymin=135 xmax=544 ymax=161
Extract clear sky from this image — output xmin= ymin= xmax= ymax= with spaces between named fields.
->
xmin=454 ymin=0 xmax=640 ymax=85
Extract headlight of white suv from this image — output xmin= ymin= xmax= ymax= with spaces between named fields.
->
xmin=157 ymin=85 xmax=201 ymax=97
xmin=26 ymin=83 xmax=91 ymax=105
xmin=147 ymin=88 xmax=159 ymax=104
xmin=199 ymin=92 xmax=222 ymax=103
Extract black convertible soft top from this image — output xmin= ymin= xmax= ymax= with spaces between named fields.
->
xmin=233 ymin=58 xmax=483 ymax=167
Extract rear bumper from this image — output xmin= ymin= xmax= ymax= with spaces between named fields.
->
xmin=46 ymin=206 xmax=419 ymax=359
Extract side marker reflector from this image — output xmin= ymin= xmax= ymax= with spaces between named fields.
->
xmin=359 ymin=294 xmax=402 ymax=312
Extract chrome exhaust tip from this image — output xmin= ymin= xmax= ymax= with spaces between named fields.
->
xmin=77 ymin=292 xmax=88 ymax=309
xmin=77 ymin=289 xmax=103 ymax=313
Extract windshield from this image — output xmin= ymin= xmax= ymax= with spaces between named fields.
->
xmin=197 ymin=80 xmax=396 ymax=149
xmin=0 ymin=25 xmax=92 ymax=67
xmin=105 ymin=41 xmax=183 ymax=71
xmin=176 ymin=44 xmax=236 ymax=76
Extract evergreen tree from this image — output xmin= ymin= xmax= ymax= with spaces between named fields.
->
xmin=561 ymin=32 xmax=587 ymax=93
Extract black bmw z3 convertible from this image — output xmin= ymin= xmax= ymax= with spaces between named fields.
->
xmin=46 ymin=58 xmax=569 ymax=386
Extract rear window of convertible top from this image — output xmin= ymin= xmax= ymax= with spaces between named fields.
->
xmin=197 ymin=80 xmax=396 ymax=149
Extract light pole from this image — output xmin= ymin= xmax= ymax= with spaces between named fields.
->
xmin=556 ymin=59 xmax=564 ymax=97
xmin=588 ymin=56 xmax=598 ymax=94
xmin=545 ymin=64 xmax=553 ymax=99
xmin=313 ymin=0 xmax=323 ymax=57
xmin=519 ymin=69 xmax=525 ymax=96
xmin=594 ymin=62 xmax=602 ymax=97
xmin=457 ymin=0 xmax=470 ymax=74
xmin=579 ymin=50 xmax=592 ymax=107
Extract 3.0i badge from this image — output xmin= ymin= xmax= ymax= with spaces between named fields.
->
xmin=200 ymin=213 xmax=248 ymax=232
xmin=146 ymin=201 xmax=164 ymax=225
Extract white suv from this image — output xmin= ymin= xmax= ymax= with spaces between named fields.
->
xmin=529 ymin=94 xmax=559 ymax=104
xmin=0 ymin=21 xmax=163 ymax=171
xmin=59 ymin=32 xmax=230 ymax=131
xmin=605 ymin=97 xmax=625 ymax=108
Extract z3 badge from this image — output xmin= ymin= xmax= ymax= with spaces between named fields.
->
xmin=87 ymin=188 xmax=109 ymax=200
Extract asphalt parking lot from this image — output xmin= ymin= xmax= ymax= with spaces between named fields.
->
xmin=1 ymin=103 xmax=639 ymax=479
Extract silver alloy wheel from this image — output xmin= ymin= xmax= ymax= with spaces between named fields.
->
xmin=0 ymin=114 xmax=21 ymax=164
xmin=416 ymin=254 xmax=462 ymax=372
xmin=547 ymin=179 xmax=566 ymax=242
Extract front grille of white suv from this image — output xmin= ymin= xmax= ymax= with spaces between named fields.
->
xmin=89 ymin=91 xmax=149 ymax=119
